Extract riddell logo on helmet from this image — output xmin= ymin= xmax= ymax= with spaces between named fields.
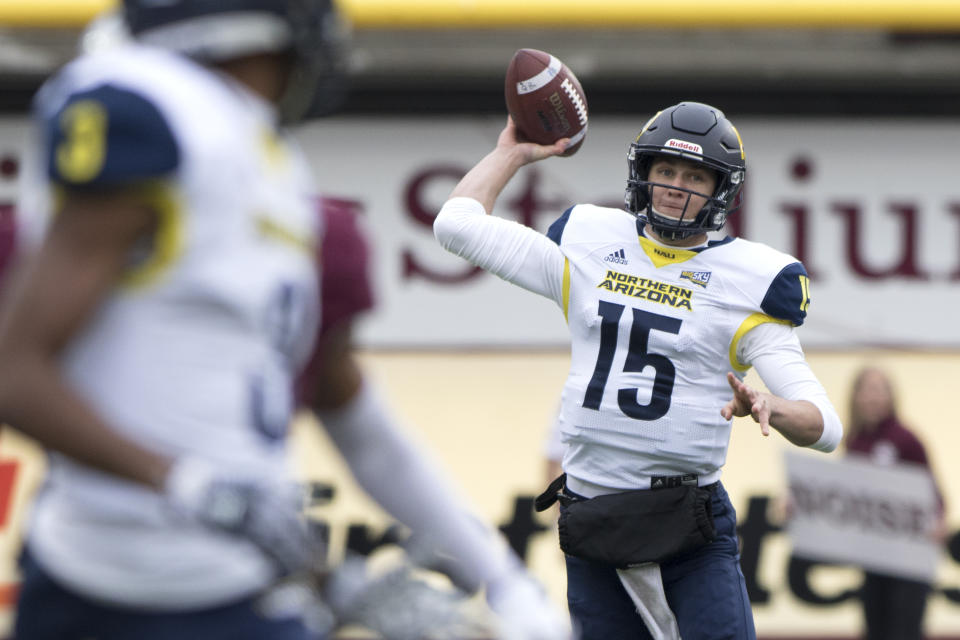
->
xmin=665 ymin=139 xmax=703 ymax=154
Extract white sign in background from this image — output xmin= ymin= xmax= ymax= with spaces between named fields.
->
xmin=2 ymin=116 xmax=959 ymax=347
xmin=783 ymin=450 xmax=941 ymax=582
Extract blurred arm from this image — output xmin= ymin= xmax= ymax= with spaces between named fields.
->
xmin=0 ymin=188 xmax=172 ymax=489
xmin=311 ymin=322 xmax=516 ymax=590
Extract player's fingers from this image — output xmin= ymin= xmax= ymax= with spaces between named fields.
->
xmin=752 ymin=402 xmax=771 ymax=436
xmin=531 ymin=138 xmax=569 ymax=161
xmin=720 ymin=402 xmax=733 ymax=420
xmin=726 ymin=372 xmax=739 ymax=391
xmin=727 ymin=372 xmax=752 ymax=400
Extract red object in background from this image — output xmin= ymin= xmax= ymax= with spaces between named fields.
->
xmin=0 ymin=461 xmax=17 ymax=530
xmin=0 ymin=456 xmax=21 ymax=611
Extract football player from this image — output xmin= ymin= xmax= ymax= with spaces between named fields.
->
xmin=301 ymin=198 xmax=571 ymax=639
xmin=434 ymin=103 xmax=844 ymax=640
xmin=0 ymin=1 xmax=568 ymax=638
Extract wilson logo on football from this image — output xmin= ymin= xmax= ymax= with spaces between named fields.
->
xmin=665 ymin=139 xmax=703 ymax=155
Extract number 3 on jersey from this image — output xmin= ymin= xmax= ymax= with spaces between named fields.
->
xmin=583 ymin=301 xmax=682 ymax=420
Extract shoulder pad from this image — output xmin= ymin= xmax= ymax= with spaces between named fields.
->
xmin=45 ymin=83 xmax=180 ymax=187
xmin=761 ymin=262 xmax=811 ymax=326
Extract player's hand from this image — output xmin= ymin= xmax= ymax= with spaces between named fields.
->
xmin=164 ymin=456 xmax=319 ymax=576
xmin=487 ymin=568 xmax=573 ymax=640
xmin=498 ymin=116 xmax=570 ymax=165
xmin=721 ymin=371 xmax=773 ymax=436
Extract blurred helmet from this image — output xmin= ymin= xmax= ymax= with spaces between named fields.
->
xmin=624 ymin=101 xmax=746 ymax=240
xmin=122 ymin=0 xmax=349 ymax=121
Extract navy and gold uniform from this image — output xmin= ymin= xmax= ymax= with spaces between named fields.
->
xmin=435 ymin=101 xmax=840 ymax=640
xmin=20 ymin=42 xmax=319 ymax=609
xmin=550 ymin=204 xmax=813 ymax=491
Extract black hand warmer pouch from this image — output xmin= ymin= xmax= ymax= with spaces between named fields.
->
xmin=556 ymin=484 xmax=716 ymax=568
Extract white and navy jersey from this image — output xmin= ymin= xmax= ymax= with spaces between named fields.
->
xmin=549 ymin=204 xmax=809 ymax=490
xmin=20 ymin=43 xmax=320 ymax=609
xmin=435 ymin=197 xmax=839 ymax=495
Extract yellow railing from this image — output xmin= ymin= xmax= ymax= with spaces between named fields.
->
xmin=3 ymin=0 xmax=960 ymax=30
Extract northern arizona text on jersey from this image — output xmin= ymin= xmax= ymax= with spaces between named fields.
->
xmin=20 ymin=43 xmax=320 ymax=609
xmin=547 ymin=204 xmax=810 ymax=491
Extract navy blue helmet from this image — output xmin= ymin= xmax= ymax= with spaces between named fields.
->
xmin=625 ymin=102 xmax=746 ymax=240
xmin=122 ymin=0 xmax=348 ymax=121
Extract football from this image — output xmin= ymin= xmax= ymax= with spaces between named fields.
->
xmin=504 ymin=48 xmax=588 ymax=157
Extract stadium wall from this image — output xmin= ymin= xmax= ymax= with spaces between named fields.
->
xmin=0 ymin=113 xmax=958 ymax=636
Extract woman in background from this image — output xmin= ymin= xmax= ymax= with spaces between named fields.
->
xmin=845 ymin=366 xmax=946 ymax=640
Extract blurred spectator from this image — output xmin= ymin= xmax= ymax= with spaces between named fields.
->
xmin=845 ymin=366 xmax=946 ymax=640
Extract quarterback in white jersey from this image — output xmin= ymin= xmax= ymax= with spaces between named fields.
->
xmin=435 ymin=102 xmax=842 ymax=640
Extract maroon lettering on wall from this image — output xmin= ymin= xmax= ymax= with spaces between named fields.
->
xmin=402 ymin=165 xmax=485 ymax=284
xmin=833 ymin=202 xmax=930 ymax=280
xmin=779 ymin=203 xmax=820 ymax=280
xmin=0 ymin=203 xmax=16 ymax=294
xmin=0 ymin=154 xmax=18 ymax=181
xmin=503 ymin=168 xmax=571 ymax=230
xmin=401 ymin=165 xmax=574 ymax=284
xmin=404 ymin=165 xmax=465 ymax=228
xmin=950 ymin=203 xmax=960 ymax=281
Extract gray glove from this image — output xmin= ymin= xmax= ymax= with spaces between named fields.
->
xmin=165 ymin=456 xmax=320 ymax=576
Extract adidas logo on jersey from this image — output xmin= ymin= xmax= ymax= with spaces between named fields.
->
xmin=604 ymin=248 xmax=628 ymax=265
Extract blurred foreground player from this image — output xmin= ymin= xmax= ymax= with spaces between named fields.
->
xmin=300 ymin=198 xmax=572 ymax=639
xmin=0 ymin=1 xmax=568 ymax=638
xmin=435 ymin=104 xmax=843 ymax=639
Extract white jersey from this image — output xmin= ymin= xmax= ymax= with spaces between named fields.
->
xmin=20 ymin=44 xmax=320 ymax=608
xmin=552 ymin=204 xmax=809 ymax=491
xmin=435 ymin=197 xmax=839 ymax=497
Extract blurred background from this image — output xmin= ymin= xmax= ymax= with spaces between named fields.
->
xmin=1 ymin=1 xmax=960 ymax=638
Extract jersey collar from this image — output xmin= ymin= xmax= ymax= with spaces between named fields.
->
xmin=636 ymin=221 xmax=733 ymax=268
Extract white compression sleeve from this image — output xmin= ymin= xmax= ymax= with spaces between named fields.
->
xmin=738 ymin=322 xmax=843 ymax=452
xmin=434 ymin=197 xmax=567 ymax=305
xmin=316 ymin=379 xmax=518 ymax=589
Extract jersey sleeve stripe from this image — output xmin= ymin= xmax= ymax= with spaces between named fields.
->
xmin=562 ymin=257 xmax=571 ymax=321
xmin=120 ymin=181 xmax=184 ymax=289
xmin=728 ymin=312 xmax=792 ymax=372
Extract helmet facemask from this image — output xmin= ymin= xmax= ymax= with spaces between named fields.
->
xmin=624 ymin=102 xmax=746 ymax=241
xmin=626 ymin=150 xmax=744 ymax=241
